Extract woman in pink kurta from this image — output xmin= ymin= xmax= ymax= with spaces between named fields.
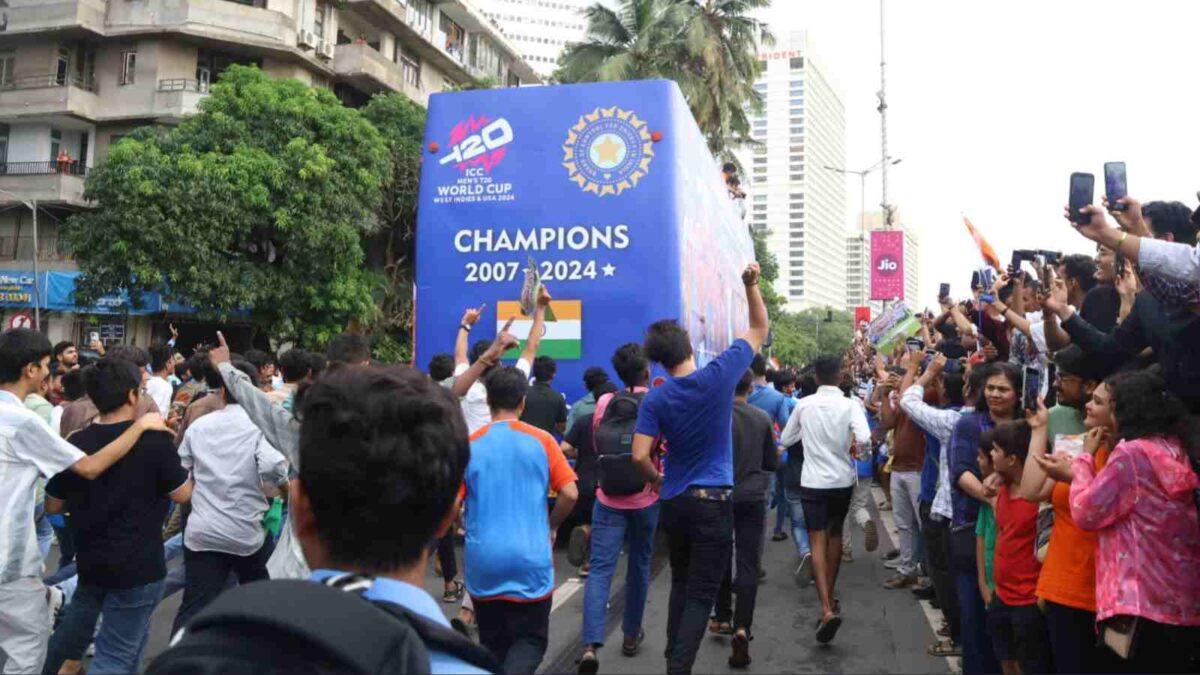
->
xmin=1069 ymin=372 xmax=1200 ymax=673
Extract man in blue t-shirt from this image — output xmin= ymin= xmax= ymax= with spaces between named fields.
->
xmin=631 ymin=263 xmax=769 ymax=675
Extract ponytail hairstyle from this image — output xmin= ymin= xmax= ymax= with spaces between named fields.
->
xmin=1107 ymin=371 xmax=1200 ymax=467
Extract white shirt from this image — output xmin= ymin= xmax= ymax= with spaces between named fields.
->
xmin=146 ymin=375 xmax=173 ymax=417
xmin=780 ymin=385 xmax=871 ymax=490
xmin=1139 ymin=237 xmax=1200 ymax=284
xmin=454 ymin=358 xmax=531 ymax=434
xmin=178 ymin=404 xmax=288 ymax=556
xmin=900 ymin=384 xmax=964 ymax=520
xmin=50 ymin=404 xmax=65 ymax=437
xmin=0 ymin=390 xmax=85 ymax=583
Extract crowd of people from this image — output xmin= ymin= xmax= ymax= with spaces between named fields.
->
xmin=1 ymin=190 xmax=1199 ymax=675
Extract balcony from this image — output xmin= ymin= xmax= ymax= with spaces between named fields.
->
xmin=0 ymin=162 xmax=90 ymax=208
xmin=154 ymin=79 xmax=211 ymax=122
xmin=0 ymin=74 xmax=100 ymax=121
xmin=332 ymin=43 xmax=424 ymax=103
xmin=106 ymin=0 xmax=299 ymax=54
xmin=0 ymin=0 xmax=107 ymax=36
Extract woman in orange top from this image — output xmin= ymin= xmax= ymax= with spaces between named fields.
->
xmin=1020 ymin=351 xmax=1116 ymax=675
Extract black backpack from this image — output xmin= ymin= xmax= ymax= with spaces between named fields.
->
xmin=594 ymin=391 xmax=655 ymax=496
xmin=146 ymin=577 xmax=501 ymax=675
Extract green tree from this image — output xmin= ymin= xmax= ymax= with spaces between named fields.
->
xmin=770 ymin=308 xmax=855 ymax=368
xmin=556 ymin=0 xmax=772 ymax=157
xmin=64 ymin=66 xmax=391 ymax=346
xmin=749 ymin=225 xmax=784 ymax=318
xmin=361 ymin=93 xmax=427 ymax=344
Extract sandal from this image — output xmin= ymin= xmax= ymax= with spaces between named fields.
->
xmin=708 ymin=619 xmax=733 ymax=635
xmin=577 ymin=647 xmax=599 ymax=675
xmin=815 ymin=614 xmax=843 ymax=644
xmin=927 ymin=639 xmax=961 ymax=657
xmin=442 ymin=580 xmax=465 ymax=603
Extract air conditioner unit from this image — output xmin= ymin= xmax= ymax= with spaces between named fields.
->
xmin=298 ymin=30 xmax=318 ymax=50
xmin=318 ymin=41 xmax=335 ymax=60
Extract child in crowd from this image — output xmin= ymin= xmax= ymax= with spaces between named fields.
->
xmin=974 ymin=431 xmax=997 ymax=640
xmin=985 ymin=420 xmax=1049 ymax=675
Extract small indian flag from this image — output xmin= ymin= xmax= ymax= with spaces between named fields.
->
xmin=496 ymin=300 xmax=582 ymax=360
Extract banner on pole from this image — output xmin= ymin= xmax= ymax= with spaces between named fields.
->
xmin=870 ymin=230 xmax=904 ymax=301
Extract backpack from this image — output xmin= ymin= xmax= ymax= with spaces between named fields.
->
xmin=594 ymin=391 xmax=654 ymax=496
xmin=146 ymin=577 xmax=500 ymax=675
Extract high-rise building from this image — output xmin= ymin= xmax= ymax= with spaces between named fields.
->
xmin=476 ymin=0 xmax=593 ymax=78
xmin=0 ymin=0 xmax=537 ymax=346
xmin=740 ymin=32 xmax=846 ymax=313
xmin=845 ymin=209 xmax=920 ymax=311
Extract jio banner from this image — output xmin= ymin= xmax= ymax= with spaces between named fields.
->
xmin=414 ymin=81 xmax=754 ymax=403
xmin=870 ymin=230 xmax=905 ymax=301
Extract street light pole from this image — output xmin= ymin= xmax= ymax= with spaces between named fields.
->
xmin=878 ymin=0 xmax=891 ymax=227
xmin=0 ymin=188 xmax=40 ymax=331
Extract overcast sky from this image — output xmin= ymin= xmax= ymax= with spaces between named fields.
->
xmin=761 ymin=0 xmax=1200 ymax=308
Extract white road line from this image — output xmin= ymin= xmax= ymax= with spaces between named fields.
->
xmin=552 ymin=577 xmax=585 ymax=612
xmin=873 ymin=486 xmax=961 ymax=674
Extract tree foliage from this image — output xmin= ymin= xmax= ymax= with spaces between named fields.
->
xmin=360 ymin=93 xmax=427 ymax=341
xmin=555 ymin=0 xmax=773 ymax=159
xmin=770 ymin=308 xmax=855 ymax=368
xmin=64 ymin=66 xmax=391 ymax=346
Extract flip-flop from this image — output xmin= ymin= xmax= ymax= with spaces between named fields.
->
xmin=927 ymin=639 xmax=961 ymax=657
xmin=729 ymin=630 xmax=751 ymax=668
xmin=816 ymin=615 xmax=843 ymax=644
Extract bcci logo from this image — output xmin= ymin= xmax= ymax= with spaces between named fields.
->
xmin=562 ymin=106 xmax=654 ymax=197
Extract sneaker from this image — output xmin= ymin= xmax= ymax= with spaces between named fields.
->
xmin=864 ymin=520 xmax=879 ymax=552
xmin=794 ymin=553 xmax=813 ymax=588
xmin=578 ymin=647 xmax=599 ymax=675
xmin=443 ymin=580 xmax=465 ymax=604
xmin=883 ymin=573 xmax=918 ymax=589
xmin=729 ymin=629 xmax=751 ymax=668
xmin=884 ymin=549 xmax=900 ymax=561
xmin=884 ymin=557 xmax=902 ymax=570
xmin=841 ymin=549 xmax=854 ymax=563
xmin=567 ymin=526 xmax=590 ymax=568
xmin=46 ymin=586 xmax=65 ymax=630
xmin=771 ymin=532 xmax=788 ymax=542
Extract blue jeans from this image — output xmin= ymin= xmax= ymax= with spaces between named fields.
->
xmin=950 ymin=527 xmax=998 ymax=675
xmin=770 ymin=469 xmax=789 ymax=535
xmin=783 ymin=486 xmax=810 ymax=558
xmin=581 ymin=501 xmax=660 ymax=646
xmin=44 ymin=579 xmax=165 ymax=674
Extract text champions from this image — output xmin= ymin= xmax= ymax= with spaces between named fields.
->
xmin=454 ymin=225 xmax=631 ymax=254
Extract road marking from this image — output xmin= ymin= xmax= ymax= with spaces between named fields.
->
xmin=873 ymin=487 xmax=962 ymax=674
xmin=552 ymin=577 xmax=585 ymax=612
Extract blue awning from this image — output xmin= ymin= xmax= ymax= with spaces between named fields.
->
xmin=0 ymin=271 xmax=167 ymax=315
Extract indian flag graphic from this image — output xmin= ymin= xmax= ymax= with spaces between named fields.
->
xmin=496 ymin=300 xmax=582 ymax=360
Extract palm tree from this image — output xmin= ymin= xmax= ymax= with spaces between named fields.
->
xmin=556 ymin=0 xmax=773 ymax=159
xmin=676 ymin=0 xmax=774 ymax=159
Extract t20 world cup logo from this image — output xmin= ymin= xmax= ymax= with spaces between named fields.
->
xmin=439 ymin=115 xmax=514 ymax=173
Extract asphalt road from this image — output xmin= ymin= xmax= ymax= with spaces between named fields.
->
xmin=45 ymin=488 xmax=953 ymax=674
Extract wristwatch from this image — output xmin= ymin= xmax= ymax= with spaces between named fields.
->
xmin=459 ymin=323 xmax=472 ymax=332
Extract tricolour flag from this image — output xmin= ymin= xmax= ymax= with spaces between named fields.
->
xmin=496 ymin=300 xmax=582 ymax=360
xmin=963 ymin=215 xmax=1002 ymax=271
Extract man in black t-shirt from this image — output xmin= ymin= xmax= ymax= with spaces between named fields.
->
xmin=520 ymin=356 xmax=567 ymax=435
xmin=43 ymin=358 xmax=193 ymax=674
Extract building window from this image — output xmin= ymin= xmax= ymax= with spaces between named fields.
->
xmin=313 ymin=2 xmax=326 ymax=41
xmin=0 ymin=51 xmax=14 ymax=88
xmin=120 ymin=50 xmax=136 ymax=85
xmin=789 ymin=56 xmax=804 ymax=69
xmin=408 ymin=0 xmax=434 ymax=40
xmin=399 ymin=48 xmax=421 ymax=89
xmin=50 ymin=129 xmax=62 ymax=163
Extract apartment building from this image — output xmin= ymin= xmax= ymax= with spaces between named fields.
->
xmin=0 ymin=0 xmax=537 ymax=345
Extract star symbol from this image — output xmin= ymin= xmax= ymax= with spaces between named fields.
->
xmin=593 ymin=135 xmax=622 ymax=164
xmin=602 ymin=263 xmax=616 ymax=277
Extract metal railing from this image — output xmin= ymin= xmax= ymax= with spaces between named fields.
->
xmin=0 ymin=161 xmax=88 ymax=177
xmin=0 ymin=73 xmax=97 ymax=93
xmin=157 ymin=78 xmax=210 ymax=93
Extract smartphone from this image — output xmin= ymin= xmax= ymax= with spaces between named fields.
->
xmin=89 ymin=331 xmax=99 ymax=344
xmin=970 ymin=270 xmax=982 ymax=291
xmin=980 ymin=293 xmax=996 ymax=304
xmin=939 ymin=282 xmax=950 ymax=299
xmin=1115 ymin=249 xmax=1127 ymax=278
xmin=1044 ymin=363 xmax=1058 ymax=408
xmin=1104 ymin=162 xmax=1128 ymax=211
xmin=1069 ymin=172 xmax=1095 ymax=224
xmin=1023 ymin=366 xmax=1041 ymax=411
xmin=905 ymin=337 xmax=924 ymax=352
xmin=1010 ymin=251 xmax=1025 ymax=274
